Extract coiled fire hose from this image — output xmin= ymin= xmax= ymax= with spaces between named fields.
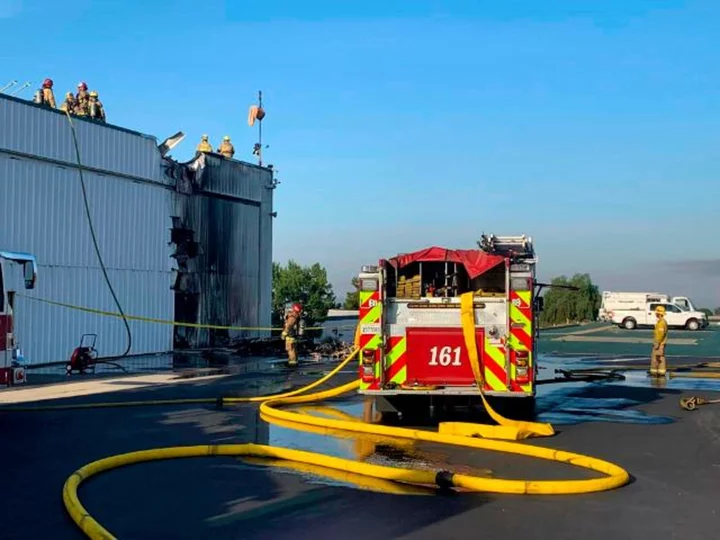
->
xmin=1 ymin=311 xmax=630 ymax=539
xmin=680 ymin=396 xmax=720 ymax=411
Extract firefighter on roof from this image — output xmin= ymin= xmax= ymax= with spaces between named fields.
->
xmin=218 ymin=136 xmax=235 ymax=159
xmin=281 ymin=303 xmax=303 ymax=367
xmin=88 ymin=91 xmax=106 ymax=122
xmin=36 ymin=78 xmax=56 ymax=108
xmin=197 ymin=134 xmax=213 ymax=153
xmin=75 ymin=82 xmax=89 ymax=115
xmin=650 ymin=305 xmax=668 ymax=377
xmin=60 ymin=92 xmax=77 ymax=114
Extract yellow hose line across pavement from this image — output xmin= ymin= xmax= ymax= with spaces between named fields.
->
xmin=3 ymin=333 xmax=629 ymax=538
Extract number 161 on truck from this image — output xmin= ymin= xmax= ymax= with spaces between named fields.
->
xmin=356 ymin=234 xmax=545 ymax=420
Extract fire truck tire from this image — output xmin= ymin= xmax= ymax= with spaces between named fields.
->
xmin=622 ymin=317 xmax=637 ymax=330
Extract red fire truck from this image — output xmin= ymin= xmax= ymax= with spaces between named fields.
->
xmin=356 ymin=234 xmax=542 ymax=420
xmin=0 ymin=251 xmax=38 ymax=387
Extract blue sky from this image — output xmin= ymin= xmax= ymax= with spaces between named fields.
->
xmin=2 ymin=0 xmax=719 ymax=306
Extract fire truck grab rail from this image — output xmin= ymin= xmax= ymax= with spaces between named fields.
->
xmin=1 ymin=329 xmax=630 ymax=539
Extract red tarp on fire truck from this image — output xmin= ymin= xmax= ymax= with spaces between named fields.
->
xmin=387 ymin=247 xmax=504 ymax=279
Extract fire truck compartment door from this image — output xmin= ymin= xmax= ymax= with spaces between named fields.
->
xmin=405 ymin=327 xmax=483 ymax=386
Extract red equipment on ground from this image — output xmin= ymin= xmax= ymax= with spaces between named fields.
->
xmin=66 ymin=334 xmax=99 ymax=375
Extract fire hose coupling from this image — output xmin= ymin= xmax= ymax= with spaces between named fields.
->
xmin=435 ymin=470 xmax=456 ymax=490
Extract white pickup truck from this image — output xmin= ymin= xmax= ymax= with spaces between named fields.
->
xmin=610 ymin=300 xmax=709 ymax=331
xmin=599 ymin=291 xmax=698 ymax=321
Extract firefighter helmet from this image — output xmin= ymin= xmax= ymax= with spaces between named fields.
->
xmin=43 ymin=78 xmax=53 ymax=88
xmin=292 ymin=303 xmax=303 ymax=313
xmin=89 ymin=91 xmax=98 ymax=98
xmin=78 ymin=81 xmax=88 ymax=90
xmin=655 ymin=305 xmax=666 ymax=315
xmin=223 ymin=135 xmax=231 ymax=141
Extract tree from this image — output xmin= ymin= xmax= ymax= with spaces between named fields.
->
xmin=342 ymin=277 xmax=360 ymax=310
xmin=272 ymin=260 xmax=337 ymax=334
xmin=699 ymin=308 xmax=713 ymax=318
xmin=539 ymin=273 xmax=601 ymax=327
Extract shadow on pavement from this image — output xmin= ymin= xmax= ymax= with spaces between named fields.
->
xmin=0 ymin=369 xmax=486 ymax=540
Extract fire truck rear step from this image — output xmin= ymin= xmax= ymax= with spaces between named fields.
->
xmin=359 ymin=388 xmax=531 ymax=396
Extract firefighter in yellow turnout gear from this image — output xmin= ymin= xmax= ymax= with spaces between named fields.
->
xmin=196 ymin=134 xmax=213 ymax=153
xmin=218 ymin=136 xmax=235 ymax=159
xmin=281 ymin=303 xmax=303 ymax=367
xmin=650 ymin=305 xmax=668 ymax=377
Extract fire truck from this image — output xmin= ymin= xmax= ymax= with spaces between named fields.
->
xmin=356 ymin=234 xmax=541 ymax=420
xmin=0 ymin=251 xmax=38 ymax=387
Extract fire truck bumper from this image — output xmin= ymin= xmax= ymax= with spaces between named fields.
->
xmin=0 ymin=366 xmax=27 ymax=386
xmin=358 ymin=387 xmax=533 ymax=397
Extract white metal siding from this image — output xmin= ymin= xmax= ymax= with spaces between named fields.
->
xmin=10 ymin=266 xmax=173 ymax=364
xmin=0 ymin=94 xmax=169 ymax=185
xmin=0 ymin=152 xmax=174 ymax=364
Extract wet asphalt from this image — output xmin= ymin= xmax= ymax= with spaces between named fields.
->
xmin=2 ymin=356 xmax=720 ymax=540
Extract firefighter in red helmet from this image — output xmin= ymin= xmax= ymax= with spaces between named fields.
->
xmin=281 ymin=303 xmax=303 ymax=367
xmin=37 ymin=78 xmax=56 ymax=108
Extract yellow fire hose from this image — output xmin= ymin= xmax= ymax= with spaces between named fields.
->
xmin=4 ymin=312 xmax=630 ymax=539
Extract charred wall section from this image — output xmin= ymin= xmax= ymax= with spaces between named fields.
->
xmin=168 ymin=153 xmax=274 ymax=349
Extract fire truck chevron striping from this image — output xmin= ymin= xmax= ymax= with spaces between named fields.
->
xmin=483 ymin=336 xmax=507 ymax=392
xmin=356 ymin=234 xmax=540 ymax=419
xmin=358 ymin=289 xmax=382 ymax=390
xmin=509 ymin=289 xmax=533 ymax=392
xmin=384 ymin=336 xmax=407 ymax=385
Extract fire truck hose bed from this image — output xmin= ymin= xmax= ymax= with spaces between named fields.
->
xmin=42 ymin=327 xmax=630 ymax=540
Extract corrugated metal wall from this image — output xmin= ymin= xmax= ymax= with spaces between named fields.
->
xmin=0 ymin=94 xmax=174 ymax=365
xmin=0 ymin=94 xmax=169 ymax=186
xmin=1 ymin=95 xmax=274 ymax=363
xmin=0 ymin=152 xmax=175 ymax=364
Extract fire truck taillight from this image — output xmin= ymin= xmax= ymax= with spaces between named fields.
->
xmin=361 ymin=349 xmax=377 ymax=383
xmin=515 ymin=350 xmax=530 ymax=384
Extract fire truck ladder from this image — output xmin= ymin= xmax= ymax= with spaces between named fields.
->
xmin=478 ymin=234 xmax=535 ymax=260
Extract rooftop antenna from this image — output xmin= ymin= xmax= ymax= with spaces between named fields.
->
xmin=1 ymin=80 xmax=18 ymax=94
xmin=10 ymin=82 xmax=31 ymax=96
xmin=248 ymin=90 xmax=267 ymax=167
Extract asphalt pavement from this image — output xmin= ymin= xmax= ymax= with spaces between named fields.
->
xmin=2 ymin=357 xmax=720 ymax=540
